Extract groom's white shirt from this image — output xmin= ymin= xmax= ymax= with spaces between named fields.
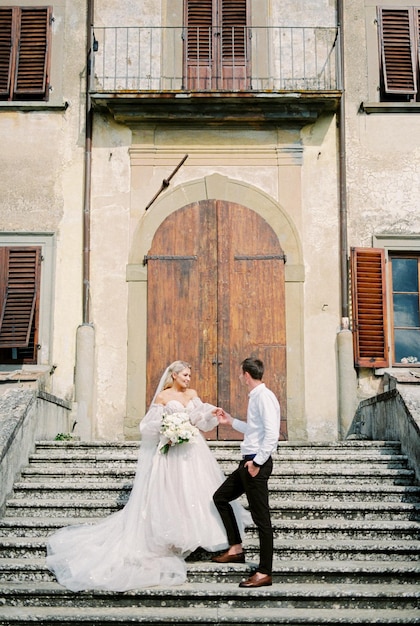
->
xmin=232 ymin=383 xmax=280 ymax=466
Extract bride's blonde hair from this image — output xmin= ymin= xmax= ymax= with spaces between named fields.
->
xmin=162 ymin=360 xmax=191 ymax=390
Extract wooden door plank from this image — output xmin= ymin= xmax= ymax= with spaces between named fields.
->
xmin=146 ymin=203 xmax=218 ymax=408
xmin=217 ymin=201 xmax=287 ymax=439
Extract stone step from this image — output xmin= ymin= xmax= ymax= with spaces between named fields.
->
xmin=21 ymin=448 xmax=407 ymax=468
xmin=5 ymin=494 xmax=420 ymax=521
xmin=10 ymin=481 xmax=420 ymax=504
xmin=19 ymin=465 xmax=416 ymax=485
xmin=34 ymin=440 xmax=403 ymax=452
xmin=1 ymin=605 xmax=419 ymax=625
xmin=21 ymin=461 xmax=414 ymax=478
xmin=3 ymin=517 xmax=420 ymax=558
xmin=2 ymin=557 xmax=419 ymax=585
xmin=2 ymin=535 xmax=420 ymax=561
xmin=4 ymin=498 xmax=419 ymax=538
xmin=265 ymin=519 xmax=420 ymax=541
xmin=24 ymin=443 xmax=411 ymax=457
xmin=28 ymin=441 xmax=408 ymax=465
xmin=1 ymin=581 xmax=419 ymax=611
xmin=269 ymin=484 xmax=420 ymax=503
xmin=27 ymin=448 xmax=409 ymax=464
xmin=268 ymin=501 xmax=420 ymax=521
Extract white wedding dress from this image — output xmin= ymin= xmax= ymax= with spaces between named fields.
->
xmin=46 ymin=398 xmax=250 ymax=591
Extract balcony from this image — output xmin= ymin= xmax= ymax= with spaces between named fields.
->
xmin=90 ymin=26 xmax=341 ymax=124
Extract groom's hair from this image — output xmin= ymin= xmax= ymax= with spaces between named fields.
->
xmin=241 ymin=358 xmax=264 ymax=380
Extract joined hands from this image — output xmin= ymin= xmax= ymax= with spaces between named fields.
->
xmin=213 ymin=407 xmax=233 ymax=425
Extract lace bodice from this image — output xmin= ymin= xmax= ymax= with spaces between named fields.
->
xmin=163 ymin=399 xmax=194 ymax=412
xmin=140 ymin=396 xmax=217 ymax=443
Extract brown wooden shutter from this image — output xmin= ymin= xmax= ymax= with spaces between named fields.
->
xmin=0 ymin=8 xmax=13 ymax=97
xmin=378 ymin=7 xmax=417 ymax=95
xmin=221 ymin=0 xmax=246 ymax=59
xmin=14 ymin=7 xmax=51 ymax=97
xmin=351 ymin=247 xmax=389 ymax=368
xmin=0 ymin=247 xmax=41 ymax=348
xmin=0 ymin=6 xmax=51 ymax=101
xmin=418 ymin=8 xmax=420 ymax=77
xmin=186 ymin=0 xmax=212 ymax=61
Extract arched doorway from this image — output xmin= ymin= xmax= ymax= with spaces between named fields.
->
xmin=144 ymin=199 xmax=287 ymax=439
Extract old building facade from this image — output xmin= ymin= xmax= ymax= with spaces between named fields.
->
xmin=0 ymin=0 xmax=419 ymax=443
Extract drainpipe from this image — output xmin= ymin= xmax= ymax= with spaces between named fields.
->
xmin=74 ymin=0 xmax=95 ymax=441
xmin=337 ymin=0 xmax=348 ymax=324
xmin=83 ymin=0 xmax=94 ymax=324
xmin=336 ymin=0 xmax=357 ymax=439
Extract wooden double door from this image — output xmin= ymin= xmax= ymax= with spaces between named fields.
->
xmin=146 ymin=200 xmax=287 ymax=439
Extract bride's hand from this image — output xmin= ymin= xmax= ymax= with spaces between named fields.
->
xmin=214 ymin=408 xmax=232 ymax=425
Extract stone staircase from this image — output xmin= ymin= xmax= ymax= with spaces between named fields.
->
xmin=0 ymin=440 xmax=419 ymax=625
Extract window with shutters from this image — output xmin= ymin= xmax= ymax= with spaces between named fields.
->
xmin=377 ymin=6 xmax=420 ymax=102
xmin=184 ymin=0 xmax=249 ymax=90
xmin=351 ymin=247 xmax=389 ymax=368
xmin=0 ymin=247 xmax=41 ymax=364
xmin=351 ymin=246 xmax=420 ymax=368
xmin=0 ymin=5 xmax=52 ymax=102
xmin=389 ymin=254 xmax=420 ymax=364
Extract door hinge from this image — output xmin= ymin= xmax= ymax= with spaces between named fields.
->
xmin=234 ymin=254 xmax=287 ymax=262
xmin=143 ymin=254 xmax=197 ymax=266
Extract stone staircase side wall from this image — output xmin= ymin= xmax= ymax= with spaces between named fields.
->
xmin=348 ymin=385 xmax=420 ymax=483
xmin=0 ymin=388 xmax=72 ymax=514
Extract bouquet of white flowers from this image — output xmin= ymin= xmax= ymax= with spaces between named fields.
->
xmin=159 ymin=411 xmax=199 ymax=454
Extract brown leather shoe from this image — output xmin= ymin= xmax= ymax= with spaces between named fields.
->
xmin=239 ymin=572 xmax=272 ymax=587
xmin=211 ymin=550 xmax=245 ymax=564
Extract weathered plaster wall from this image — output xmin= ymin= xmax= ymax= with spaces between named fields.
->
xmin=89 ymin=116 xmax=132 ymax=440
xmin=344 ymin=0 xmax=420 ymax=399
xmin=345 ymin=0 xmax=420 ymax=243
xmin=94 ymin=0 xmax=162 ymax=26
xmin=95 ymin=0 xmax=336 ymax=28
xmin=301 ymin=116 xmax=340 ymax=440
xmin=271 ymin=0 xmax=336 ymax=26
xmin=89 ymin=1 xmax=342 ymax=441
xmin=0 ymin=0 xmax=344 ymax=442
xmin=0 ymin=0 xmax=86 ymax=406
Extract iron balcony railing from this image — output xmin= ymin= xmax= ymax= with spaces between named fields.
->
xmin=92 ymin=26 xmax=340 ymax=93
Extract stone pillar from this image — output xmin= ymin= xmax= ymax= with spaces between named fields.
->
xmin=337 ymin=321 xmax=358 ymax=439
xmin=74 ymin=323 xmax=95 ymax=441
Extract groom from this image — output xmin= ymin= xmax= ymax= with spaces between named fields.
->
xmin=212 ymin=357 xmax=280 ymax=588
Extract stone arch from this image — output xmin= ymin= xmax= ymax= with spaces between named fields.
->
xmin=130 ymin=173 xmax=303 ymax=267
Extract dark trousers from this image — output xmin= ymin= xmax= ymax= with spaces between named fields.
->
xmin=213 ymin=456 xmax=273 ymax=575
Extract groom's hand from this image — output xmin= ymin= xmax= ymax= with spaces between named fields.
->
xmin=245 ymin=461 xmax=260 ymax=477
xmin=214 ymin=408 xmax=233 ymax=425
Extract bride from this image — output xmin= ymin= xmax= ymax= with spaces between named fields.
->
xmin=46 ymin=360 xmax=250 ymax=591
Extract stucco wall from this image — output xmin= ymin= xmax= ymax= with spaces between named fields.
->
xmin=343 ymin=0 xmax=420 ymax=397
xmin=344 ymin=0 xmax=420 ymax=245
xmin=1 ymin=0 xmax=344 ymax=443
xmin=89 ymin=117 xmax=132 ymax=440
xmin=0 ymin=0 xmax=87 ymax=406
xmin=87 ymin=0 xmax=341 ymax=442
